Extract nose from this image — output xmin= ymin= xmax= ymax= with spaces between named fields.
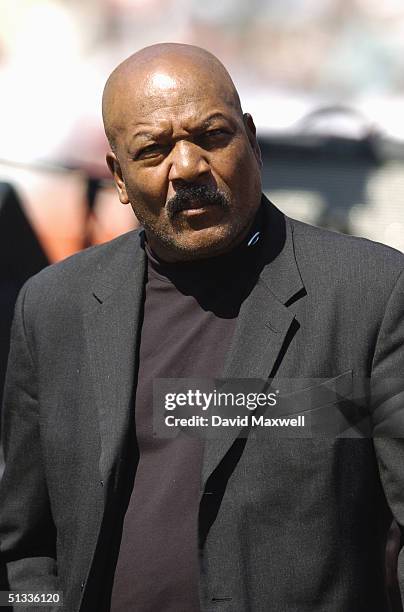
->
xmin=168 ymin=140 xmax=211 ymax=185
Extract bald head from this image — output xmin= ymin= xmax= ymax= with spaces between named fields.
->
xmin=102 ymin=43 xmax=242 ymax=151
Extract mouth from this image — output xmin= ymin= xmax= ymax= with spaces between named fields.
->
xmin=176 ymin=200 xmax=218 ymax=215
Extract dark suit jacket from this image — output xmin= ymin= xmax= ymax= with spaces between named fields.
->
xmin=1 ymin=198 xmax=404 ymax=612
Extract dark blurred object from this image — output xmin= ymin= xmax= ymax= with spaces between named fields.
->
xmin=260 ymin=134 xmax=379 ymax=235
xmin=0 ymin=182 xmax=49 ymax=454
xmin=260 ymin=105 xmax=382 ymax=235
xmin=386 ymin=520 xmax=403 ymax=612
xmin=0 ymin=182 xmax=49 ymax=280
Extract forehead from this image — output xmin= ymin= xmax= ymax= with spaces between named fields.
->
xmin=113 ymin=69 xmax=241 ymax=139
xmin=131 ymin=98 xmax=235 ymax=133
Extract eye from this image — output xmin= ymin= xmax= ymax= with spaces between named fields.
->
xmin=205 ymin=129 xmax=227 ymax=138
xmin=135 ymin=144 xmax=167 ymax=160
xmin=198 ymin=128 xmax=231 ymax=148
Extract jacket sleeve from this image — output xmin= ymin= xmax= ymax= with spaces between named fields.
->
xmin=371 ymin=268 xmax=404 ymax=604
xmin=0 ymin=281 xmax=58 ymax=597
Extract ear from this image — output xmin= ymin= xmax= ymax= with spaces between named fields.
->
xmin=106 ymin=152 xmax=130 ymax=205
xmin=243 ymin=113 xmax=262 ymax=168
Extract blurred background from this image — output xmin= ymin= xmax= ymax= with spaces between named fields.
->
xmin=1 ymin=4 xmax=404 ymax=608
xmin=1 ymin=0 xmax=404 ymax=420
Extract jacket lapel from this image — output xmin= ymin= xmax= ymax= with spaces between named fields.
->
xmin=84 ymin=231 xmax=146 ymax=488
xmin=201 ymin=199 xmax=306 ymax=487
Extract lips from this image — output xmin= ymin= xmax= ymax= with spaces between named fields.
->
xmin=177 ymin=199 xmax=215 ymax=212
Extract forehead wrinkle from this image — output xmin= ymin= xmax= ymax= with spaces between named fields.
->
xmin=131 ymin=95 xmax=207 ymax=119
xmin=133 ymin=98 xmax=239 ymax=128
xmin=129 ymin=110 xmax=237 ymax=147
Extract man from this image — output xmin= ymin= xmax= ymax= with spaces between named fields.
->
xmin=1 ymin=42 xmax=404 ymax=612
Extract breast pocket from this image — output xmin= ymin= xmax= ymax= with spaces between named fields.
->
xmin=257 ymin=370 xmax=369 ymax=438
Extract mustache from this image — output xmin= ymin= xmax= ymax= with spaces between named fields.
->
xmin=166 ymin=185 xmax=230 ymax=219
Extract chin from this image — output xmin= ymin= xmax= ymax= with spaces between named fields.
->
xmin=170 ymin=225 xmax=242 ymax=260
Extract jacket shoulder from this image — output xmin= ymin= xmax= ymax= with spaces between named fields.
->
xmin=19 ymin=229 xmax=144 ymax=321
xmin=289 ymin=217 xmax=404 ymax=288
xmin=26 ymin=229 xmax=141 ymax=290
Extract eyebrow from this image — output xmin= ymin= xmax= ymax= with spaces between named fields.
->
xmin=129 ymin=127 xmax=162 ymax=145
xmin=129 ymin=112 xmax=235 ymax=146
xmin=198 ymin=112 xmax=234 ymax=128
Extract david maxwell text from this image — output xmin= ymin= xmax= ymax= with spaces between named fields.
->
xmin=164 ymin=415 xmax=306 ymax=427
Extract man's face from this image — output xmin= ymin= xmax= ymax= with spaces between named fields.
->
xmin=107 ymin=70 xmax=262 ymax=261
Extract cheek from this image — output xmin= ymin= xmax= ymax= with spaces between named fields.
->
xmin=215 ymin=145 xmax=260 ymax=199
xmin=124 ymin=169 xmax=168 ymax=215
